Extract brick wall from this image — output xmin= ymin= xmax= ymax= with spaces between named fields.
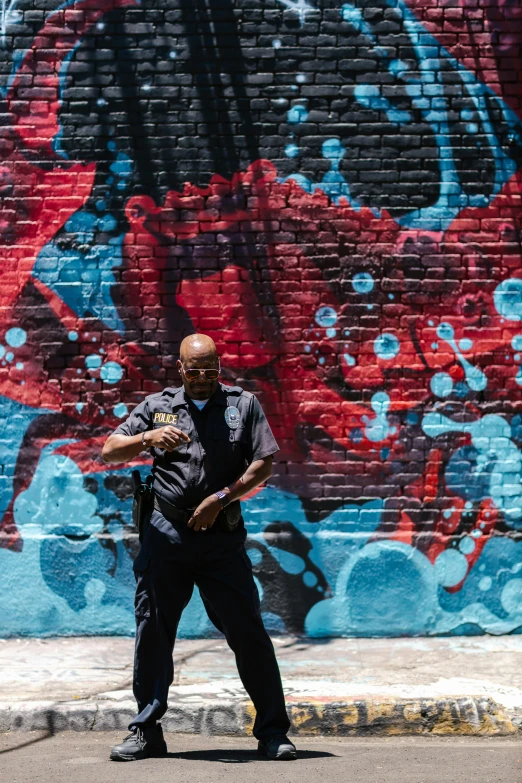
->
xmin=1 ymin=0 xmax=522 ymax=636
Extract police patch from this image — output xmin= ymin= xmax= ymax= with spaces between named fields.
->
xmin=153 ymin=412 xmax=178 ymax=425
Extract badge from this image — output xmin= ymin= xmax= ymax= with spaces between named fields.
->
xmin=224 ymin=406 xmax=241 ymax=430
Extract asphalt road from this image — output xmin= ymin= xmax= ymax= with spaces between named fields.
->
xmin=0 ymin=732 xmax=520 ymax=783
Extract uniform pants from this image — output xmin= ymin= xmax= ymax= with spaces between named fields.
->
xmin=129 ymin=509 xmax=290 ymax=740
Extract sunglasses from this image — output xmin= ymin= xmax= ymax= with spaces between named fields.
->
xmin=181 ymin=364 xmax=220 ymax=381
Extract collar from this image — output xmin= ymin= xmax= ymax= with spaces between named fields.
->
xmin=164 ymin=383 xmax=229 ymax=408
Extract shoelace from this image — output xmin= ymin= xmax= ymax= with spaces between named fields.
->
xmin=123 ymin=729 xmax=145 ymax=744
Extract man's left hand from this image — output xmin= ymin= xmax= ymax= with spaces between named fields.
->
xmin=187 ymin=495 xmax=221 ymax=531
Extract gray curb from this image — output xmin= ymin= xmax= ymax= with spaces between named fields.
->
xmin=1 ymin=697 xmax=520 ymax=736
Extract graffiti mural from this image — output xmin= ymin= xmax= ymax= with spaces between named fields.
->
xmin=1 ymin=0 xmax=522 ymax=636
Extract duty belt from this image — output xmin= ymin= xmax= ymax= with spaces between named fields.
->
xmin=153 ymin=493 xmax=242 ymax=532
xmin=153 ymin=494 xmax=195 ymax=523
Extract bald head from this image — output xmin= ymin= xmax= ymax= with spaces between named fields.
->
xmin=179 ymin=333 xmax=217 ymax=363
xmin=177 ymin=334 xmax=220 ymax=400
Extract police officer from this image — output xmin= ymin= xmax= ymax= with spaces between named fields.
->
xmin=102 ymin=333 xmax=296 ymax=762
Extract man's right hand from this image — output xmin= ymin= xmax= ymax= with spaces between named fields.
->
xmin=145 ymin=426 xmax=190 ymax=452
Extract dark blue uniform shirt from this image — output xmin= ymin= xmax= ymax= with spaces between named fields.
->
xmin=113 ymin=383 xmax=279 ymax=512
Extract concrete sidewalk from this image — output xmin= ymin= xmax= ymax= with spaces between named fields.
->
xmin=0 ymin=636 xmax=521 ymax=736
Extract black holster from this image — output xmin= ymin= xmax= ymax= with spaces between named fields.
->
xmin=131 ymin=470 xmax=154 ymax=543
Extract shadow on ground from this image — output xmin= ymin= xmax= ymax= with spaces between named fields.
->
xmin=166 ymin=748 xmax=336 ymax=763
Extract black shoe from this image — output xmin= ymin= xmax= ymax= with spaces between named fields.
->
xmin=258 ymin=735 xmax=297 ymax=761
xmin=110 ymin=725 xmax=168 ymax=762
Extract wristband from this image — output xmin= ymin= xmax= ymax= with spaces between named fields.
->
xmin=215 ymin=490 xmax=228 ymax=509
xmin=141 ymin=431 xmax=148 ymax=449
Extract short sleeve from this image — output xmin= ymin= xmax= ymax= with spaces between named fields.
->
xmin=245 ymin=395 xmax=279 ymax=462
xmin=112 ymin=399 xmax=151 ymax=437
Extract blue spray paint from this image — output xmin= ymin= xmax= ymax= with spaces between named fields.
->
xmin=494 ymin=279 xmax=522 ymax=321
xmin=278 ymin=0 xmax=520 ymax=231
xmin=281 ymin=138 xmax=360 ymax=208
xmin=389 ymin=0 xmax=519 ymax=230
xmin=431 ymin=372 xmax=453 ymax=398
xmin=436 ymin=323 xmax=487 ymax=391
xmin=5 ymin=327 xmax=26 ymax=348
xmin=362 ymin=392 xmax=396 ymax=442
xmin=315 ymin=306 xmax=338 ymax=327
xmin=422 ymin=411 xmax=522 ymax=524
xmin=374 ymin=333 xmax=400 ymax=360
xmin=352 ymin=272 xmax=374 ymax=294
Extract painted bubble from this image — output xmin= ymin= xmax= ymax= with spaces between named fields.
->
xmin=5 ymin=352 xmax=13 ymax=362
xmin=512 ymin=335 xmax=522 ymax=351
xmin=285 ymin=143 xmax=299 ymax=158
xmin=113 ymin=403 xmax=128 ymax=418
xmin=430 ymin=372 xmax=453 ymax=398
xmin=436 ymin=322 xmax=454 ymax=341
xmin=15 ymin=362 xmax=23 ymax=370
xmin=458 ymin=536 xmax=476 ymax=555
xmin=303 ymin=571 xmax=318 ymax=588
xmin=434 ymin=549 xmax=468 ymax=588
xmin=68 ymin=331 xmax=78 ymax=341
xmin=374 ymin=333 xmax=400 ymax=360
xmin=315 ymin=306 xmax=337 ymax=327
xmin=85 ymin=354 xmax=102 ymax=370
xmin=500 ymin=578 xmax=522 ymax=614
xmin=0 ymin=345 xmax=4 ymax=359
xmin=76 ymin=402 xmax=84 ymax=413
xmin=437 ymin=322 xmax=487 ymax=392
xmin=494 ymin=278 xmax=522 ymax=321
xmin=5 ymin=327 xmax=27 ymax=347
xmin=272 ymin=39 xmax=281 ymax=48
xmin=287 ymin=105 xmax=308 ymax=124
xmin=326 ymin=327 xmax=336 ymax=338
xmin=100 ymin=362 xmax=124 ymax=384
xmin=322 ymin=138 xmax=344 ymax=160
xmin=363 ymin=391 xmax=396 ymax=442
xmin=459 ymin=338 xmax=473 ymax=351
xmin=344 ymin=352 xmax=356 ymax=367
xmin=352 ymin=272 xmax=374 ymax=294
xmin=479 ymin=576 xmax=492 ymax=592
